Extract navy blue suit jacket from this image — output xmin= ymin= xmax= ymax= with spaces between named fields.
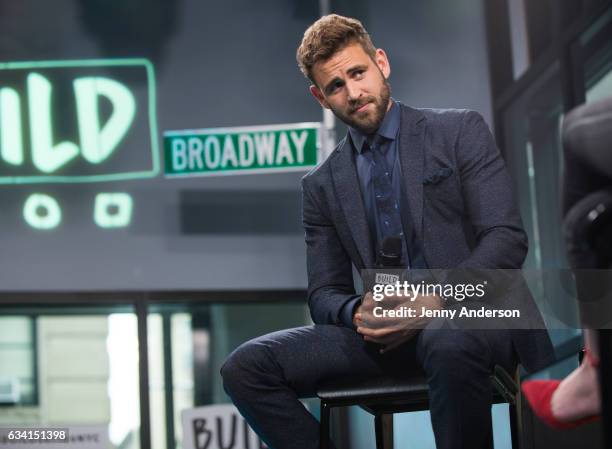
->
xmin=301 ymin=103 xmax=554 ymax=373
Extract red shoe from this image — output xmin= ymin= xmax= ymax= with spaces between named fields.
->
xmin=521 ymin=350 xmax=600 ymax=430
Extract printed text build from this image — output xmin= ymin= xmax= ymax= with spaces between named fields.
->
xmin=164 ymin=123 xmax=319 ymax=177
xmin=0 ymin=59 xmax=158 ymax=184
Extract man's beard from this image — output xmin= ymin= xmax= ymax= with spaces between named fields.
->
xmin=331 ymin=78 xmax=391 ymax=135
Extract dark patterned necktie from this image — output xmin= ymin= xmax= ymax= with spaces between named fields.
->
xmin=367 ymin=136 xmax=404 ymax=243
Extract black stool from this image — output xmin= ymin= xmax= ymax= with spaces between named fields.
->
xmin=317 ymin=365 xmax=519 ymax=449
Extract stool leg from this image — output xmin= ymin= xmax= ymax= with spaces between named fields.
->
xmin=509 ymin=403 xmax=518 ymax=449
xmin=485 ymin=420 xmax=494 ymax=449
xmin=320 ymin=402 xmax=331 ymax=449
xmin=382 ymin=414 xmax=394 ymax=449
xmin=374 ymin=413 xmax=385 ymax=449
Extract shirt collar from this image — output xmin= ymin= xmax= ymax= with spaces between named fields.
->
xmin=349 ymin=99 xmax=400 ymax=154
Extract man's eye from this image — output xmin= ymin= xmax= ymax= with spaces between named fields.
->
xmin=328 ymin=82 xmax=342 ymax=94
xmin=354 ymin=70 xmax=365 ymax=79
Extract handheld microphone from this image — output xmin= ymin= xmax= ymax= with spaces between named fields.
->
xmin=364 ymin=235 xmax=403 ymax=292
xmin=376 ymin=236 xmax=403 ymax=268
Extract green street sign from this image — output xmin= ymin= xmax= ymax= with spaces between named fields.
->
xmin=163 ymin=123 xmax=320 ymax=177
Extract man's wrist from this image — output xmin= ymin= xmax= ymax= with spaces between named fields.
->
xmin=339 ymin=296 xmax=361 ymax=329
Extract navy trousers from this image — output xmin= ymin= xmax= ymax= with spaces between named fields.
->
xmin=221 ymin=320 xmax=516 ymax=449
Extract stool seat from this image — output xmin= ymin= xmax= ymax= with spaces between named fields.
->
xmin=316 ymin=365 xmax=518 ymax=449
xmin=317 ymin=375 xmax=429 ymax=410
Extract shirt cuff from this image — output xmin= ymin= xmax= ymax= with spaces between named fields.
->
xmin=339 ymin=296 xmax=362 ymax=329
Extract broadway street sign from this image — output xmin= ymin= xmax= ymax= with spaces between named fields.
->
xmin=164 ymin=122 xmax=320 ymax=177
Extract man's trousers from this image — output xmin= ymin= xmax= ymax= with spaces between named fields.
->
xmin=221 ymin=320 xmax=517 ymax=449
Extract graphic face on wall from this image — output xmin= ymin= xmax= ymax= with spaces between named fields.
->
xmin=0 ymin=59 xmax=158 ymax=230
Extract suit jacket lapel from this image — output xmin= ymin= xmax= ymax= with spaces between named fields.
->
xmin=331 ymin=138 xmax=375 ymax=268
xmin=398 ymin=104 xmax=426 ymax=246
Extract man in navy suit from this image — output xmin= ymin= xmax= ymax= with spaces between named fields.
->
xmin=221 ymin=14 xmax=553 ymax=449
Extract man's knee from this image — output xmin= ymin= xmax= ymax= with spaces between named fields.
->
xmin=221 ymin=340 xmax=264 ymax=394
xmin=417 ymin=327 xmax=490 ymax=378
xmin=220 ymin=338 xmax=278 ymax=396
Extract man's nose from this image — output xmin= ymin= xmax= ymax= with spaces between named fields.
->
xmin=345 ymin=80 xmax=362 ymax=101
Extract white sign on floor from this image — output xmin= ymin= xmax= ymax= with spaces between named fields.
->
xmin=182 ymin=404 xmax=268 ymax=449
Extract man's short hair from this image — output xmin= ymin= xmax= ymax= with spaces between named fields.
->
xmin=296 ymin=14 xmax=377 ymax=84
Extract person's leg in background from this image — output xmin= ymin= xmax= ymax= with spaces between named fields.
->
xmin=522 ymin=96 xmax=612 ymax=429
xmin=551 ymin=329 xmax=601 ymax=421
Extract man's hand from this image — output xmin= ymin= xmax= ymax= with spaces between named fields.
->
xmin=353 ymin=291 xmax=444 ymax=353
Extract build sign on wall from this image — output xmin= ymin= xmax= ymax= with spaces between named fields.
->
xmin=0 ymin=59 xmax=158 ymax=231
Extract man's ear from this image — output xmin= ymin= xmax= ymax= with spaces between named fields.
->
xmin=309 ymin=85 xmax=330 ymax=109
xmin=374 ymin=48 xmax=391 ymax=79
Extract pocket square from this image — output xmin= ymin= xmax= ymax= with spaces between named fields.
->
xmin=423 ymin=167 xmax=453 ymax=185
